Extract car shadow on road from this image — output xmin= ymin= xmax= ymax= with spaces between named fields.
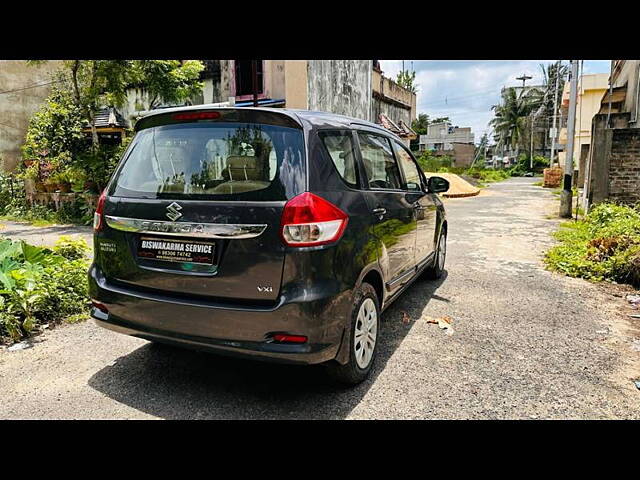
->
xmin=88 ymin=273 xmax=447 ymax=419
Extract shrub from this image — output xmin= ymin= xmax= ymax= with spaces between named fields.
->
xmin=52 ymin=236 xmax=90 ymax=260
xmin=544 ymin=202 xmax=640 ymax=286
xmin=0 ymin=236 xmax=89 ymax=343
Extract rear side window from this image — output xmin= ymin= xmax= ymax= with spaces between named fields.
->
xmin=357 ymin=132 xmax=403 ymax=190
xmin=394 ymin=142 xmax=423 ymax=191
xmin=110 ymin=122 xmax=305 ymax=200
xmin=319 ymin=131 xmax=359 ymax=188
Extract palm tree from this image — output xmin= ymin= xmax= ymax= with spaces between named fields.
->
xmin=537 ymin=62 xmax=569 ymax=115
xmin=490 ymin=87 xmax=541 ymax=159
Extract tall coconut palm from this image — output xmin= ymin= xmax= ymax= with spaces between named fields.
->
xmin=490 ymin=87 xmax=541 ymax=159
xmin=533 ymin=62 xmax=569 ymax=118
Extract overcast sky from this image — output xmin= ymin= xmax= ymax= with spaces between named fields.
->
xmin=379 ymin=60 xmax=611 ymax=142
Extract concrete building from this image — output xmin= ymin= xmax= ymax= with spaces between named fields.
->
xmin=557 ymin=73 xmax=609 ymax=185
xmin=582 ymin=61 xmax=640 ymax=208
xmin=417 ymin=121 xmax=475 ymax=167
xmin=419 ymin=122 xmax=474 ymax=151
xmin=1 ymin=60 xmax=417 ymax=172
xmin=123 ymin=60 xmax=415 ymax=142
xmin=0 ymin=60 xmax=64 ymax=171
xmin=605 ymin=60 xmax=640 ymax=125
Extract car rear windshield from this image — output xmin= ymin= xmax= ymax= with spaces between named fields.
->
xmin=110 ymin=122 xmax=305 ymax=201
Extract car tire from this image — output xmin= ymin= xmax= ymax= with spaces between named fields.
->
xmin=327 ymin=282 xmax=380 ymax=385
xmin=423 ymin=227 xmax=447 ymax=280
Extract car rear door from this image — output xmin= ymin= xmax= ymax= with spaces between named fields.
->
xmin=94 ymin=109 xmax=306 ymax=304
xmin=354 ymin=130 xmax=417 ymax=295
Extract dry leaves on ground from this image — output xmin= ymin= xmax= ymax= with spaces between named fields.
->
xmin=425 ymin=315 xmax=455 ymax=335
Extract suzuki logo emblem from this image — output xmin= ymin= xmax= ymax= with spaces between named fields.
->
xmin=166 ymin=202 xmax=183 ymax=221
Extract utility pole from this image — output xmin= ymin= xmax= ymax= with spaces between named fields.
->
xmin=530 ymin=113 xmax=536 ymax=170
xmin=549 ymin=60 xmax=561 ymax=167
xmin=516 ymin=74 xmax=533 ymax=89
xmin=560 ymin=60 xmax=579 ymax=218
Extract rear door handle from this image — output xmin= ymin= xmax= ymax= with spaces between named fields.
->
xmin=372 ymin=208 xmax=387 ymax=216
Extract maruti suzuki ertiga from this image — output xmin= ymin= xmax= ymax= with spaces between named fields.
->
xmin=88 ymin=106 xmax=449 ymax=384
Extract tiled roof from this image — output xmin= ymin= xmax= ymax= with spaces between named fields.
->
xmin=378 ymin=114 xmax=417 ymax=139
xmin=86 ymin=107 xmax=128 ymax=129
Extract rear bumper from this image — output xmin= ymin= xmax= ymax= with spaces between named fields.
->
xmin=88 ymin=265 xmax=351 ymax=365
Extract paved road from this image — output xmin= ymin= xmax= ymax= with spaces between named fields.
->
xmin=1 ymin=177 xmax=638 ymax=419
xmin=0 ymin=221 xmax=92 ymax=249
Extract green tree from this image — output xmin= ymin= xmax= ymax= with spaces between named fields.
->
xmin=396 ymin=70 xmax=417 ymax=93
xmin=490 ymin=87 xmax=541 ymax=158
xmin=21 ymin=80 xmax=87 ymax=171
xmin=430 ymin=117 xmax=451 ymax=124
xmin=411 ymin=113 xmax=430 ymax=135
xmin=128 ymin=60 xmax=205 ymax=110
xmin=534 ymin=62 xmax=569 ymax=118
xmin=32 ymin=60 xmax=204 ymax=147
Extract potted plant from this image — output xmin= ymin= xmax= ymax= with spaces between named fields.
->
xmin=22 ymin=162 xmax=43 ymax=191
xmin=51 ymin=169 xmax=72 ymax=193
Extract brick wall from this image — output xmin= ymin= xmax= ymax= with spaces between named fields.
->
xmin=609 ymin=128 xmax=640 ymax=204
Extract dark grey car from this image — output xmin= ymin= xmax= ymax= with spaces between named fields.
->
xmin=88 ymin=106 xmax=449 ymax=384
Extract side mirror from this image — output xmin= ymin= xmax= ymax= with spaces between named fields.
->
xmin=428 ymin=176 xmax=450 ymax=193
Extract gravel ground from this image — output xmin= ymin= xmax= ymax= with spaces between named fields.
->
xmin=1 ymin=177 xmax=638 ymax=419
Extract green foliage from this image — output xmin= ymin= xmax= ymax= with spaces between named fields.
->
xmin=129 ymin=60 xmax=205 ymax=110
xmin=21 ymin=83 xmax=86 ymax=165
xmin=491 ymin=87 xmax=543 ymax=152
xmin=396 ymin=69 xmax=417 ymax=93
xmin=545 ymin=202 xmax=640 ymax=286
xmin=411 ymin=114 xmax=429 ymax=135
xmin=416 ymin=151 xmax=452 ymax=172
xmin=53 ymin=236 xmax=90 ymax=260
xmin=509 ymin=155 xmax=550 ymax=176
xmin=0 ymin=236 xmax=89 ymax=342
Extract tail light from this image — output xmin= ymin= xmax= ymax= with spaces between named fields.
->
xmin=280 ymin=192 xmax=348 ymax=247
xmin=93 ymin=190 xmax=107 ymax=232
xmin=272 ymin=334 xmax=307 ymax=344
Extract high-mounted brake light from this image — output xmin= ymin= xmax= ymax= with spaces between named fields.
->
xmin=280 ymin=192 xmax=348 ymax=247
xmin=272 ymin=334 xmax=308 ymax=344
xmin=93 ymin=190 xmax=107 ymax=232
xmin=172 ymin=111 xmax=221 ymax=121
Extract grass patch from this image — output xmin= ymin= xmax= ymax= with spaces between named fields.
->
xmin=532 ymin=181 xmax=543 ymax=187
xmin=544 ymin=202 xmax=640 ymax=286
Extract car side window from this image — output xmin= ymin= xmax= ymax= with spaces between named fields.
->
xmin=319 ymin=130 xmax=359 ymax=188
xmin=357 ymin=132 xmax=404 ymax=190
xmin=394 ymin=142 xmax=423 ymax=192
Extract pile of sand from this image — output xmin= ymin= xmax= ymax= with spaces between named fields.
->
xmin=425 ymin=172 xmax=480 ymax=198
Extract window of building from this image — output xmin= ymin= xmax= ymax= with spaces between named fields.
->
xmin=357 ymin=132 xmax=403 ymax=190
xmin=234 ymin=60 xmax=264 ymax=98
xmin=319 ymin=131 xmax=359 ymax=188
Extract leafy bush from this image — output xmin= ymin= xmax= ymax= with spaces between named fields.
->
xmin=435 ymin=166 xmax=510 ymax=183
xmin=509 ymin=155 xmax=549 ymax=176
xmin=545 ymin=202 xmax=640 ymax=286
xmin=53 ymin=235 xmax=90 ymax=260
xmin=416 ymin=151 xmax=452 ymax=172
xmin=0 ymin=236 xmax=89 ymax=343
